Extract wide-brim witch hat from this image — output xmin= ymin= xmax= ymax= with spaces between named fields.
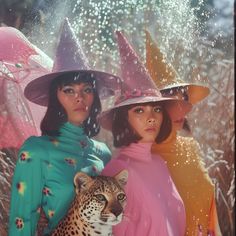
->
xmin=99 ymin=31 xmax=192 ymax=131
xmin=145 ymin=30 xmax=209 ymax=104
xmin=24 ymin=18 xmax=121 ymax=106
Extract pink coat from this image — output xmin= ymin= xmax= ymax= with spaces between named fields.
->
xmin=102 ymin=143 xmax=186 ymax=236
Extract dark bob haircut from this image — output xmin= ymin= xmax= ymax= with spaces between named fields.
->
xmin=40 ymin=72 xmax=101 ymax=137
xmin=112 ymin=102 xmax=172 ymax=147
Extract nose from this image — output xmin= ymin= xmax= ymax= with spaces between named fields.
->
xmin=147 ymin=110 xmax=156 ymax=124
xmin=75 ymin=91 xmax=83 ymax=102
xmin=111 ymin=203 xmax=123 ymax=217
xmin=147 ymin=117 xmax=156 ymax=124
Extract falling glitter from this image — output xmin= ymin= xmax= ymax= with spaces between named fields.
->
xmin=0 ymin=0 xmax=234 ymax=235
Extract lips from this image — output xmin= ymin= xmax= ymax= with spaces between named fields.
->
xmin=145 ymin=127 xmax=157 ymax=132
xmin=74 ymin=106 xmax=87 ymax=112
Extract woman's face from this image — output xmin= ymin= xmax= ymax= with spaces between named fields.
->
xmin=162 ymin=87 xmax=188 ymax=131
xmin=128 ymin=103 xmax=163 ymax=143
xmin=57 ymin=82 xmax=94 ymax=126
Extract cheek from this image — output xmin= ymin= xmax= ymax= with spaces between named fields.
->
xmin=84 ymin=94 xmax=94 ymax=110
xmin=130 ymin=118 xmax=147 ymax=137
xmin=57 ymin=95 xmax=71 ymax=112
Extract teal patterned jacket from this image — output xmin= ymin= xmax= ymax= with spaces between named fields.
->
xmin=8 ymin=122 xmax=111 ymax=236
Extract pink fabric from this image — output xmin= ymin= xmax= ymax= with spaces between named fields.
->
xmin=0 ymin=78 xmax=37 ymax=149
xmin=0 ymin=27 xmax=37 ymax=63
xmin=0 ymin=27 xmax=52 ymax=147
xmin=102 ymin=143 xmax=186 ymax=236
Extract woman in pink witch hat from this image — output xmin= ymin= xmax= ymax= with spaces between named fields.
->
xmin=100 ymin=31 xmax=192 ymax=236
xmin=8 ymin=18 xmax=121 ymax=236
xmin=145 ymin=31 xmax=222 ymax=236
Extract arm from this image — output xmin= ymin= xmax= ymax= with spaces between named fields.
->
xmin=8 ymin=137 xmax=46 ymax=236
xmin=191 ymin=138 xmax=222 ymax=235
xmin=95 ymin=141 xmax=112 ymax=166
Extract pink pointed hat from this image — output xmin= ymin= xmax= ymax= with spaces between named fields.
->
xmin=99 ymin=31 xmax=192 ymax=130
xmin=145 ymin=30 xmax=210 ymax=104
xmin=24 ymin=18 xmax=121 ymax=106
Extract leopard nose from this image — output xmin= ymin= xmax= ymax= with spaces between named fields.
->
xmin=111 ymin=203 xmax=123 ymax=217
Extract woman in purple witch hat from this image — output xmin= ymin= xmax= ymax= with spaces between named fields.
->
xmin=99 ymin=31 xmax=192 ymax=236
xmin=8 ymin=19 xmax=121 ymax=236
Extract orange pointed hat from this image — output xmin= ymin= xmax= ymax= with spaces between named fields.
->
xmin=99 ymin=31 xmax=192 ymax=130
xmin=145 ymin=30 xmax=210 ymax=104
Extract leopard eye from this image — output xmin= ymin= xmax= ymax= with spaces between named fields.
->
xmin=95 ymin=194 xmax=106 ymax=201
xmin=117 ymin=193 xmax=126 ymax=201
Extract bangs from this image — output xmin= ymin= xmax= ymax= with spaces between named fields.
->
xmin=161 ymin=86 xmax=188 ymax=96
xmin=55 ymin=72 xmax=96 ymax=89
xmin=161 ymin=86 xmax=189 ymax=101
xmin=129 ymin=101 xmax=163 ymax=108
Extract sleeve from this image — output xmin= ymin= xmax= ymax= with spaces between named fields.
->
xmin=190 ymin=138 xmax=222 ymax=235
xmin=8 ymin=137 xmax=46 ymax=236
xmin=93 ymin=140 xmax=112 ymax=166
xmin=208 ymin=195 xmax=222 ymax=236
xmin=99 ymin=142 xmax=112 ymax=166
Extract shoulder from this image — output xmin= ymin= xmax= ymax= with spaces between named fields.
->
xmin=102 ymin=153 xmax=130 ymax=176
xmin=177 ymin=135 xmax=201 ymax=153
xmin=19 ymin=135 xmax=51 ymax=158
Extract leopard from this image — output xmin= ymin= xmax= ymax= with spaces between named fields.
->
xmin=50 ymin=169 xmax=128 ymax=236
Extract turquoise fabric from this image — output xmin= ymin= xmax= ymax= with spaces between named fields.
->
xmin=8 ymin=122 xmax=111 ymax=236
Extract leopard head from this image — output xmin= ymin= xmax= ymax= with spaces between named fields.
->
xmin=73 ymin=170 xmax=128 ymax=226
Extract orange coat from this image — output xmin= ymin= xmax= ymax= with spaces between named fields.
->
xmin=152 ymin=131 xmax=222 ymax=236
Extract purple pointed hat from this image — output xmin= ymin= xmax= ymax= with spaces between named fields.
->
xmin=99 ymin=31 xmax=192 ymax=130
xmin=24 ymin=18 xmax=121 ymax=106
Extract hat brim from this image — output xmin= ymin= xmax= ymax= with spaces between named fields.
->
xmin=24 ymin=70 xmax=121 ymax=106
xmin=99 ymin=96 xmax=192 ymax=131
xmin=161 ymin=83 xmax=210 ymax=104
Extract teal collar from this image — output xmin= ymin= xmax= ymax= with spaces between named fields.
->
xmin=59 ymin=122 xmax=87 ymax=140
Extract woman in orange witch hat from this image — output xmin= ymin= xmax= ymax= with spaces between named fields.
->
xmin=145 ymin=30 xmax=222 ymax=236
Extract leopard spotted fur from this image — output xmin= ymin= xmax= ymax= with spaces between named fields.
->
xmin=50 ymin=170 xmax=128 ymax=236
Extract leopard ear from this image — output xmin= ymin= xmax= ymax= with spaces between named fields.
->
xmin=74 ymin=172 xmax=93 ymax=192
xmin=114 ymin=169 xmax=128 ymax=188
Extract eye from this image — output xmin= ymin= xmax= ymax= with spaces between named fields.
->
xmin=133 ymin=107 xmax=144 ymax=114
xmin=153 ymin=106 xmax=162 ymax=113
xmin=62 ymin=87 xmax=75 ymax=95
xmin=95 ymin=194 xmax=106 ymax=201
xmin=117 ymin=193 xmax=126 ymax=201
xmin=83 ymin=86 xmax=94 ymax=94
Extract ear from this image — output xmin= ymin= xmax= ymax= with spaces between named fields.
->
xmin=74 ymin=172 xmax=93 ymax=192
xmin=114 ymin=169 xmax=128 ymax=188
